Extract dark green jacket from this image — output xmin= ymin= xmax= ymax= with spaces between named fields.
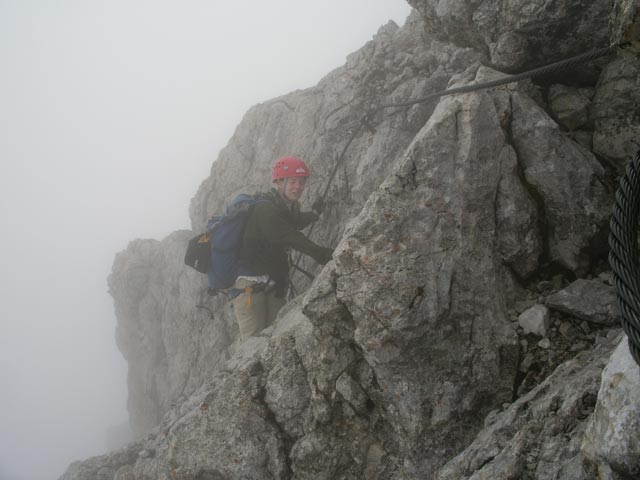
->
xmin=238 ymin=189 xmax=333 ymax=297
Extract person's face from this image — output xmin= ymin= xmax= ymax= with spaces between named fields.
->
xmin=278 ymin=176 xmax=306 ymax=202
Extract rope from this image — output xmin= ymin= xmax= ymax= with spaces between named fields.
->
xmin=290 ymin=43 xmax=621 ymax=286
xmin=609 ymin=148 xmax=640 ymax=367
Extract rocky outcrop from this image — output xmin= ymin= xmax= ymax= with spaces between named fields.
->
xmin=434 ymin=268 xmax=637 ymax=479
xmin=329 ymin=83 xmax=525 ymax=476
xmin=611 ymin=0 xmax=640 ymax=48
xmin=119 ymin=12 xmax=487 ymax=439
xmin=435 ymin=331 xmax=623 ymax=480
xmin=61 ymin=1 xmax=640 ymax=479
xmin=188 ymin=13 xmax=482 ymax=238
xmin=108 ymin=232 xmax=238 ymax=434
xmin=591 ymin=55 xmax=640 ymax=168
xmin=405 ymin=0 xmax=611 ymax=71
xmin=583 ymin=339 xmax=640 ymax=479
xmin=507 ymin=80 xmax=610 ymax=273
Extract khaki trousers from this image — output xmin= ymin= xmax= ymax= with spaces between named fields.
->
xmin=231 ymin=278 xmax=285 ymax=341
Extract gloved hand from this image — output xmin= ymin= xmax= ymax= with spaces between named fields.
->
xmin=312 ymin=198 xmax=326 ymax=214
xmin=299 ymin=211 xmax=320 ymax=225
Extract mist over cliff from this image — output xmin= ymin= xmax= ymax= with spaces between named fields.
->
xmin=62 ymin=1 xmax=640 ymax=479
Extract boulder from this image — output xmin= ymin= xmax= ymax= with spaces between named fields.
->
xmin=546 ymin=279 xmax=620 ymax=326
xmin=518 ymin=304 xmax=551 ymax=337
xmin=474 ymin=65 xmax=612 ymax=275
xmin=510 ymin=93 xmax=611 ymax=273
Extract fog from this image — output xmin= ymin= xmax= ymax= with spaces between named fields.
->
xmin=0 ymin=1 xmax=411 ymax=479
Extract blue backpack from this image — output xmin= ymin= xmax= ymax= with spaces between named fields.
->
xmin=184 ymin=194 xmax=268 ymax=292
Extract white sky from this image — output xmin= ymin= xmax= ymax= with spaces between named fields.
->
xmin=0 ymin=1 xmax=411 ymax=479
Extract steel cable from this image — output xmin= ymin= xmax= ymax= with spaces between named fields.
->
xmin=609 ymin=148 xmax=640 ymax=367
xmin=370 ymin=45 xmax=617 ymax=114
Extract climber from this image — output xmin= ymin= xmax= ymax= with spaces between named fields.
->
xmin=229 ymin=156 xmax=334 ymax=341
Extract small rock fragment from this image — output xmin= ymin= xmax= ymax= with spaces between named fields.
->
xmin=546 ymin=279 xmax=619 ymax=326
xmin=519 ymin=304 xmax=551 ymax=336
xmin=538 ymin=338 xmax=551 ymax=349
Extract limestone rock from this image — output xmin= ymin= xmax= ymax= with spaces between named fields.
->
xmin=548 ymin=84 xmax=592 ymax=130
xmin=494 ymin=143 xmax=542 ymax=279
xmin=546 ymin=279 xmax=620 ymax=326
xmin=537 ymin=338 xmax=552 ymax=350
xmin=592 ymin=56 xmax=640 ymax=169
xmin=610 ymin=0 xmax=640 ymax=49
xmin=518 ymin=304 xmax=551 ymax=337
xmin=510 ymin=93 xmax=611 ymax=273
xmin=58 ymin=443 xmax=143 ymax=480
xmin=476 ymin=64 xmax=611 ymax=275
xmin=406 ymin=0 xmax=612 ymax=71
xmin=332 ymin=80 xmax=522 ymax=477
xmin=108 ymin=232 xmax=235 ymax=436
xmin=188 ymin=12 xmax=482 ymax=233
xmin=582 ymin=336 xmax=640 ymax=479
xmin=435 ymin=337 xmax=619 ymax=480
xmin=128 ymin=365 xmax=291 ymax=480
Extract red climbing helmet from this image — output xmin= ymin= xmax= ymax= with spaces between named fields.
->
xmin=272 ymin=156 xmax=310 ymax=182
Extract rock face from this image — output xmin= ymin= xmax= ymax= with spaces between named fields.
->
xmin=508 ymin=85 xmax=610 ymax=273
xmin=435 ymin=333 xmax=621 ymax=480
xmin=329 ymin=84 xmax=524 ymax=476
xmin=61 ymin=2 xmax=640 ymax=479
xmin=583 ymin=339 xmax=640 ymax=479
xmin=108 ymin=232 xmax=236 ymax=434
xmin=548 ymin=84 xmax=593 ymax=131
xmin=405 ymin=0 xmax=612 ymax=71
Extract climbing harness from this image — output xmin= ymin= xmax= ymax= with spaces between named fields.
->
xmin=609 ymin=148 xmax=640 ymax=368
xmin=292 ymin=263 xmax=315 ymax=280
xmin=291 ymin=43 xmax=623 ymax=285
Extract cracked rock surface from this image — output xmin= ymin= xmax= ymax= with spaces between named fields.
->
xmin=406 ymin=0 xmax=612 ymax=71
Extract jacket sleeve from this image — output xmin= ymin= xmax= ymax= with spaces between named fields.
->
xmin=255 ymin=203 xmax=333 ymax=265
